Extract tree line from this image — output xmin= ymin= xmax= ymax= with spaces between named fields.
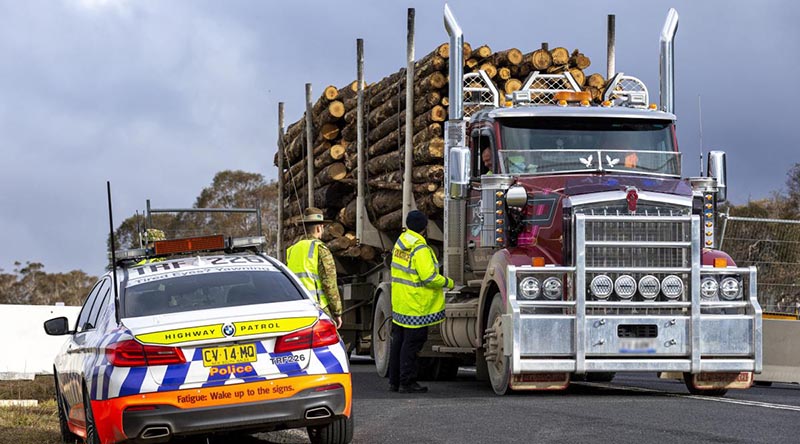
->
xmin=2 ymin=165 xmax=799 ymax=307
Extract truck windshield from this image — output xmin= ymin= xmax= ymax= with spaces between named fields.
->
xmin=498 ymin=117 xmax=680 ymax=177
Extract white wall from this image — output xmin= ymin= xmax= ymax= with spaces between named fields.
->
xmin=0 ymin=304 xmax=81 ymax=380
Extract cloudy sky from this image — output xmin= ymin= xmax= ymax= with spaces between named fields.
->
xmin=1 ymin=0 xmax=797 ymax=274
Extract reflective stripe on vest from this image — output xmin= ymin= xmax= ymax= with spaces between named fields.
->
xmin=390 ymin=231 xmax=446 ymax=328
xmin=286 ymin=239 xmax=329 ymax=308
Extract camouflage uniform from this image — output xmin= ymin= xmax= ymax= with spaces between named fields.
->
xmin=298 ymin=234 xmax=343 ymax=318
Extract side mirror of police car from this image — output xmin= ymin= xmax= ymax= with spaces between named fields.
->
xmin=44 ymin=317 xmax=71 ymax=336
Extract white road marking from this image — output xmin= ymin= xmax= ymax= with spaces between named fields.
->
xmin=578 ymin=382 xmax=800 ymax=412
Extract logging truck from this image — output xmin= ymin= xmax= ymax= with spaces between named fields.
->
xmin=276 ymin=6 xmax=761 ymax=396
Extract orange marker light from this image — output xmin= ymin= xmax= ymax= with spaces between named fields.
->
xmin=714 ymin=258 xmax=727 ymax=268
xmin=532 ymin=257 xmax=545 ymax=267
xmin=154 ymin=235 xmax=225 ymax=255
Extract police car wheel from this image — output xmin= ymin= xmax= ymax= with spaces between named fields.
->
xmin=54 ymin=374 xmax=78 ymax=443
xmin=307 ymin=414 xmax=354 ymax=444
xmin=682 ymin=373 xmax=728 ymax=397
xmin=83 ymin=384 xmax=100 ymax=444
xmin=484 ymin=295 xmax=510 ymax=395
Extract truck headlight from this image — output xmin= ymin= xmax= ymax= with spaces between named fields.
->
xmin=638 ymin=275 xmax=660 ymax=300
xmin=719 ymin=277 xmax=741 ymax=300
xmin=519 ymin=277 xmax=541 ymax=299
xmin=700 ymin=277 xmax=718 ymax=299
xmin=614 ymin=275 xmax=636 ymax=299
xmin=590 ymin=275 xmax=613 ymax=300
xmin=661 ymin=275 xmax=684 ymax=299
xmin=542 ymin=277 xmax=562 ymax=300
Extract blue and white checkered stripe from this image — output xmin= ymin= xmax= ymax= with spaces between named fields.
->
xmin=98 ymin=340 xmax=349 ymax=398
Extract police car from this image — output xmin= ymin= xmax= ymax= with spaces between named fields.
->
xmin=44 ymin=234 xmax=352 ymax=444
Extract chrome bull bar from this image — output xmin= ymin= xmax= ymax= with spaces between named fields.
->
xmin=504 ymin=214 xmax=762 ymax=375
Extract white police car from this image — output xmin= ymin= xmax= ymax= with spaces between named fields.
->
xmin=45 ymin=234 xmax=352 ymax=444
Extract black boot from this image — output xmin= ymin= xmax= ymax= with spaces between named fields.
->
xmin=399 ymin=382 xmax=428 ymax=393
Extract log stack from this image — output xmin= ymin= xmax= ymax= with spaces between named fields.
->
xmin=278 ymin=42 xmax=606 ymax=261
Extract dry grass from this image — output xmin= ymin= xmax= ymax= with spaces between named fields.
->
xmin=0 ymin=399 xmax=62 ymax=444
xmin=0 ymin=376 xmax=61 ymax=444
xmin=0 ymin=375 xmax=56 ymax=402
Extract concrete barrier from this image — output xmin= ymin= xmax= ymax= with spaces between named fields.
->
xmin=0 ymin=304 xmax=81 ymax=380
xmin=758 ymin=318 xmax=800 ymax=384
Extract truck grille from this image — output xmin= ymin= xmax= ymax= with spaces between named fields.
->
xmin=585 ymin=219 xmax=691 ymax=269
xmin=576 ymin=211 xmax=697 ymax=311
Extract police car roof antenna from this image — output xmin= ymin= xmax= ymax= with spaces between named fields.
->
xmin=106 ymin=181 xmax=121 ymax=308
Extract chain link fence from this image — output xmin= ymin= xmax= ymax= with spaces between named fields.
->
xmin=720 ymin=215 xmax=800 ymax=314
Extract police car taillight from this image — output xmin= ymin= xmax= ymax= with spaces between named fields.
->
xmin=274 ymin=319 xmax=339 ymax=353
xmin=107 ymin=340 xmax=186 ymax=367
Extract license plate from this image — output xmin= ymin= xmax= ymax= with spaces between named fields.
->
xmin=619 ymin=339 xmax=656 ymax=353
xmin=202 ymin=343 xmax=257 ymax=367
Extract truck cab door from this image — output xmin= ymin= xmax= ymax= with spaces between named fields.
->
xmin=466 ymin=128 xmax=496 ymax=274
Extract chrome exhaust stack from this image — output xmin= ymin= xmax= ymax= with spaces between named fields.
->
xmin=442 ymin=3 xmax=467 ymax=283
xmin=659 ymin=8 xmax=679 ymax=113
xmin=444 ymin=3 xmax=463 ymax=120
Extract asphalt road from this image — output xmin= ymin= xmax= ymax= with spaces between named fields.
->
xmin=195 ymin=358 xmax=800 ymax=444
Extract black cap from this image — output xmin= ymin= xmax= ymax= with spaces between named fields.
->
xmin=406 ymin=210 xmax=428 ymax=232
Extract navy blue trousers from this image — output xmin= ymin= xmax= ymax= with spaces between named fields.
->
xmin=388 ymin=323 xmax=428 ymax=387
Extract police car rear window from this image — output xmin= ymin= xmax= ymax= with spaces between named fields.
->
xmin=122 ymin=271 xmax=305 ymax=317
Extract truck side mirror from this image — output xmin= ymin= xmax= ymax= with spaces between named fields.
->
xmin=707 ymin=151 xmax=727 ymax=203
xmin=448 ymin=146 xmax=471 ymax=199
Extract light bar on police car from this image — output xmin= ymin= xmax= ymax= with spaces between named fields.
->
xmin=154 ymin=234 xmax=225 ymax=255
xmin=229 ymin=236 xmax=267 ymax=249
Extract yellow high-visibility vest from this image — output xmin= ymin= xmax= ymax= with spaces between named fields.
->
xmin=286 ymin=239 xmax=329 ymax=309
xmin=390 ymin=229 xmax=452 ymax=328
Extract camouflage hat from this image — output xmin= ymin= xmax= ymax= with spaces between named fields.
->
xmin=145 ymin=228 xmax=166 ymax=242
xmin=300 ymin=207 xmax=330 ymax=225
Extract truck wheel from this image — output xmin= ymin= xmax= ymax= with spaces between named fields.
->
xmin=484 ymin=294 xmax=510 ymax=395
xmin=54 ymin=373 xmax=79 ymax=443
xmin=307 ymin=414 xmax=353 ymax=444
xmin=585 ymin=372 xmax=616 ymax=383
xmin=682 ymin=373 xmax=728 ymax=397
xmin=372 ymin=291 xmax=391 ymax=377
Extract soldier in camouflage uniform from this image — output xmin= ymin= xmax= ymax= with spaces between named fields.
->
xmin=286 ymin=208 xmax=343 ymax=328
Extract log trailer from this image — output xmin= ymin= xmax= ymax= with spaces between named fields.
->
xmin=276 ymin=6 xmax=761 ymax=395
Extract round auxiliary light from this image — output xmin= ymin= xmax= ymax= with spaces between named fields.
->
xmin=542 ymin=277 xmax=563 ymax=300
xmin=700 ymin=277 xmax=719 ymax=300
xmin=614 ymin=275 xmax=637 ymax=299
xmin=661 ymin=275 xmax=684 ymax=300
xmin=638 ymin=275 xmax=661 ymax=300
xmin=590 ymin=275 xmax=613 ymax=300
xmin=719 ymin=277 xmax=741 ymax=300
xmin=519 ymin=277 xmax=541 ymax=300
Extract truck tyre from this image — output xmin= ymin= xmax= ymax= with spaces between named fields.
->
xmin=484 ymin=294 xmax=510 ymax=395
xmin=54 ymin=373 xmax=78 ymax=444
xmin=83 ymin=383 xmax=100 ymax=444
xmin=372 ymin=291 xmax=391 ymax=377
xmin=682 ymin=373 xmax=728 ymax=397
xmin=308 ymin=414 xmax=353 ymax=444
xmin=585 ymin=372 xmax=616 ymax=383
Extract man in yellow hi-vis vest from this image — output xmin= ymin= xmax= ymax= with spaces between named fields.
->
xmin=388 ymin=210 xmax=454 ymax=393
xmin=286 ymin=208 xmax=343 ymax=328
